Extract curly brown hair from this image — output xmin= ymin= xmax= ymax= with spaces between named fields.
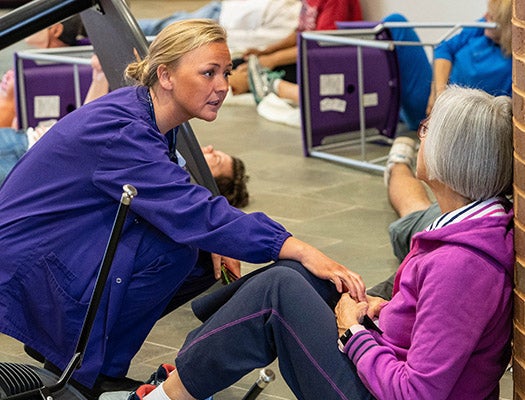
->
xmin=214 ymin=156 xmax=249 ymax=208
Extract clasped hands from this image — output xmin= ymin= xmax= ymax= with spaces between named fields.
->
xmin=335 ymin=294 xmax=388 ymax=336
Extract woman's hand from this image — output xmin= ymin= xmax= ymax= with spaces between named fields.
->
xmin=335 ymin=293 xmax=368 ymax=336
xmin=211 ymin=254 xmax=241 ymax=281
xmin=278 ymin=237 xmax=367 ymax=301
xmin=366 ymin=295 xmax=388 ymax=319
xmin=242 ymin=47 xmax=264 ymax=59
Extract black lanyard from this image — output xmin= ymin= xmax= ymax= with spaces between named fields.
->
xmin=147 ymin=89 xmax=178 ymax=163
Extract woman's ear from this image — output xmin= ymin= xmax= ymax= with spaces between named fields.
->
xmin=49 ymin=23 xmax=65 ymax=42
xmin=157 ymin=64 xmax=174 ymax=90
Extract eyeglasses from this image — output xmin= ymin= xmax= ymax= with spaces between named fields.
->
xmin=417 ymin=118 xmax=429 ymax=139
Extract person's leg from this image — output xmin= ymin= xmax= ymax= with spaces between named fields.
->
xmin=388 ymin=202 xmax=441 ymax=262
xmin=175 ymin=263 xmax=373 ymax=400
xmin=383 ymin=136 xmax=431 ymax=217
xmin=276 ymin=79 xmax=300 ymax=104
xmin=366 ymin=271 xmax=396 ymax=300
xmin=383 ymin=13 xmax=432 ymax=130
xmin=139 ymin=1 xmax=222 ymax=36
xmin=388 ymin=163 xmax=433 ymax=217
xmin=383 ymin=135 xmax=440 ymax=263
xmin=231 ymin=58 xmax=297 ymax=97
xmin=100 ymin=231 xmax=214 ymax=379
xmin=229 ymin=68 xmax=250 ymax=95
xmin=160 ymin=251 xmax=216 ymax=317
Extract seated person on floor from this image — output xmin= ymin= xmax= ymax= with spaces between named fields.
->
xmin=385 ymin=0 xmax=511 ymax=131
xmin=248 ymin=0 xmax=510 ymax=125
xmin=367 ymin=0 xmax=512 ymax=299
xmin=229 ymin=0 xmax=362 ymax=100
xmin=102 ymin=85 xmax=514 ymax=400
xmin=138 ymin=0 xmax=302 ymax=57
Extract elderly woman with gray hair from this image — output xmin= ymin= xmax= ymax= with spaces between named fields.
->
xmin=107 ymin=85 xmax=514 ymax=400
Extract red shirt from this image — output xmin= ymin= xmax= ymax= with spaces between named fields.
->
xmin=298 ymin=0 xmax=362 ymax=31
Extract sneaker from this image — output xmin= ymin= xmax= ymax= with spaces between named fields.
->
xmin=384 ymin=136 xmax=416 ymax=186
xmin=247 ymin=55 xmax=284 ymax=104
xmin=98 ymin=384 xmax=156 ymax=400
xmin=145 ymin=363 xmax=176 ymax=385
xmin=99 ymin=364 xmax=175 ymax=400
xmin=144 ymin=364 xmax=213 ymax=399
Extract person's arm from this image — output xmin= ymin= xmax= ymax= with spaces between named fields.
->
xmin=0 ymin=69 xmax=17 ymax=128
xmin=426 ymin=58 xmax=452 ymax=115
xmin=257 ymin=46 xmax=298 ymax=70
xmin=278 ymin=236 xmax=367 ymax=300
xmin=84 ymin=55 xmax=109 ymax=104
xmin=427 ymin=24 xmax=482 ymax=114
xmin=243 ymin=30 xmax=297 ymax=58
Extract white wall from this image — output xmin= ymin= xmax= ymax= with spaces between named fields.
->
xmin=361 ymin=0 xmax=485 ymax=22
xmin=361 ymin=0 xmax=487 ymax=42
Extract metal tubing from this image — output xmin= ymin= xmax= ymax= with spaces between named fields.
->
xmin=301 ymin=32 xmax=393 ymax=50
xmin=14 ymin=49 xmax=93 ymax=66
xmin=241 ymin=369 xmax=275 ymax=400
xmin=0 ymin=0 xmax=97 ymax=50
xmin=6 ymin=185 xmax=138 ymax=399
xmin=310 ymin=151 xmax=386 ymax=173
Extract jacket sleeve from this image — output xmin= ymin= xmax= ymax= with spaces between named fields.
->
xmin=92 ymin=121 xmax=291 ymax=263
xmin=342 ymin=249 xmax=505 ymax=400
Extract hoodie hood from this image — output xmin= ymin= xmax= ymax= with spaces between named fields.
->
xmin=412 ymin=206 xmax=514 ymax=278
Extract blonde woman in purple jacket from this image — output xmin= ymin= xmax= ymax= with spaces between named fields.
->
xmin=105 ymin=85 xmax=513 ymax=400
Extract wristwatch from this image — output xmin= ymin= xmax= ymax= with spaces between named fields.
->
xmin=338 ymin=328 xmax=353 ymax=352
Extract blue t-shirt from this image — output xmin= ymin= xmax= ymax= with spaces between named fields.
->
xmin=434 ymin=23 xmax=512 ymax=96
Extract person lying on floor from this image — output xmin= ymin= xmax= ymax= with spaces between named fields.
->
xmin=103 ymin=85 xmax=514 ymax=400
xmin=1 ymin=54 xmax=250 ymax=208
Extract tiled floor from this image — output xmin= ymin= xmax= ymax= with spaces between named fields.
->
xmin=0 ymin=1 xmax=514 ymax=399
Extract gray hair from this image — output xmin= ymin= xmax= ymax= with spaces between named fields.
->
xmin=423 ymin=85 xmax=513 ymax=200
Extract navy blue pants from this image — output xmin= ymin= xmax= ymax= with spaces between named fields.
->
xmin=176 ymin=261 xmax=374 ymax=400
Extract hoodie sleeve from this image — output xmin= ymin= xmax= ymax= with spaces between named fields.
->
xmin=342 ymin=248 xmax=508 ymax=400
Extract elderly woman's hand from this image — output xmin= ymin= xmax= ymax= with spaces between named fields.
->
xmin=366 ymin=295 xmax=388 ymax=319
xmin=335 ymin=293 xmax=368 ymax=336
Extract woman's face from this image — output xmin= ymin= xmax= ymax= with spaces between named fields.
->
xmin=415 ymin=118 xmax=429 ymax=182
xmin=166 ymin=42 xmax=232 ymax=123
xmin=202 ymin=145 xmax=234 ymax=178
